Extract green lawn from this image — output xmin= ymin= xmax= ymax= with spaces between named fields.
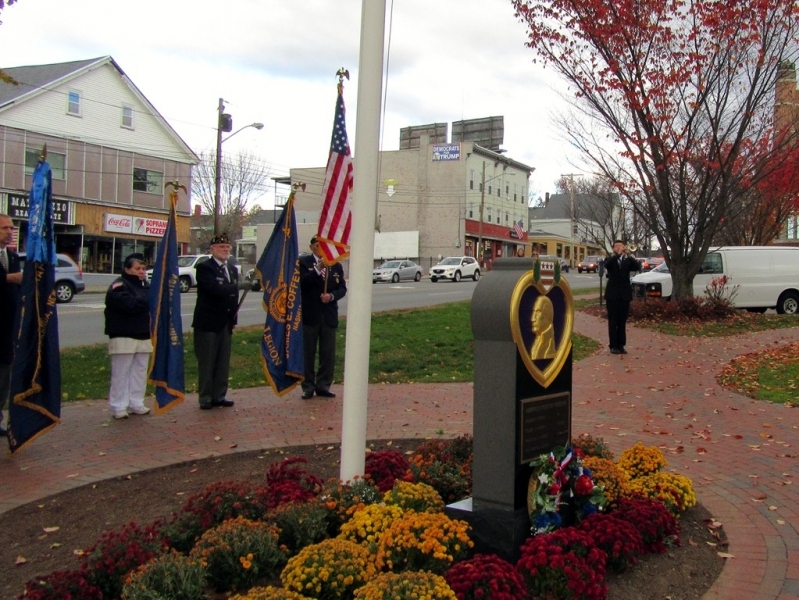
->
xmin=60 ymin=301 xmax=599 ymax=402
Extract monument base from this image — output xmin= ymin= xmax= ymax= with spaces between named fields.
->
xmin=445 ymin=497 xmax=530 ymax=563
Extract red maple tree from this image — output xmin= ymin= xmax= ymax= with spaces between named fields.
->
xmin=512 ymin=0 xmax=799 ymax=298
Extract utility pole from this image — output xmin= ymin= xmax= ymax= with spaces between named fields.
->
xmin=561 ymin=172 xmax=583 ymax=266
xmin=214 ymin=98 xmax=226 ymax=235
xmin=478 ymin=161 xmax=486 ymax=266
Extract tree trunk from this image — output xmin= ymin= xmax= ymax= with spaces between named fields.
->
xmin=670 ymin=263 xmax=695 ymax=301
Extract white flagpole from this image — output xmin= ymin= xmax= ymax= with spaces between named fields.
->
xmin=339 ymin=0 xmax=386 ymax=481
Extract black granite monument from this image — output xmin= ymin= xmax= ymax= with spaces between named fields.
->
xmin=446 ymin=256 xmax=574 ymax=561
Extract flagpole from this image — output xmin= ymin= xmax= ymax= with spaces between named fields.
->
xmin=339 ymin=0 xmax=386 ymax=481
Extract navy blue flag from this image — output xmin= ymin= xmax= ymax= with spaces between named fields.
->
xmin=8 ymin=159 xmax=61 ymax=454
xmin=256 ymin=189 xmax=304 ymax=396
xmin=148 ymin=184 xmax=185 ymax=412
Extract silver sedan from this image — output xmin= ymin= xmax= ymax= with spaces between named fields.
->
xmin=373 ymin=260 xmax=424 ymax=283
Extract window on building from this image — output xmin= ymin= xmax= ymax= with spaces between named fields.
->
xmin=487 ymin=207 xmax=492 ymax=222
xmin=506 ymin=184 xmax=510 ymax=198
xmin=497 ymin=214 xmax=501 ymax=224
xmin=497 ymin=186 xmax=501 ymax=198
xmin=469 ymin=204 xmax=474 ymax=218
xmin=488 ymin=185 xmax=492 ymax=195
xmin=514 ymin=184 xmax=518 ymax=202
xmin=122 ymin=104 xmax=134 ymax=129
xmin=505 ymin=212 xmax=509 ymax=223
xmin=67 ymin=90 xmax=81 ymax=116
xmin=479 ymin=183 xmax=483 ymax=192
xmin=133 ymin=168 xmax=163 ymax=194
xmin=25 ymin=148 xmax=66 ymax=180
xmin=469 ymin=170 xmax=474 ymax=190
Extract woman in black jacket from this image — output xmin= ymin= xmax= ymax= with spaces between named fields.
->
xmin=104 ymin=253 xmax=152 ymax=419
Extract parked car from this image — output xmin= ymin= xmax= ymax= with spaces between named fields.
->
xmin=146 ymin=254 xmax=240 ymax=293
xmin=538 ymin=254 xmax=570 ymax=273
xmin=637 ymin=257 xmax=665 ymax=272
xmin=631 ymin=246 xmax=799 ymax=314
xmin=578 ymin=256 xmax=601 ymax=273
xmin=373 ymin=260 xmax=423 ymax=283
xmin=18 ymin=252 xmax=85 ymax=303
xmin=430 ymin=256 xmax=480 ymax=282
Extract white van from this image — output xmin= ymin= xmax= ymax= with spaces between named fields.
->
xmin=631 ymin=246 xmax=799 ymax=314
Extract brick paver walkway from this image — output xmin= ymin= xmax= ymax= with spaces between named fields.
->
xmin=1 ymin=311 xmax=798 ymax=599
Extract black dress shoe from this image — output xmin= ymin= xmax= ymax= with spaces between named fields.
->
xmin=0 ymin=426 xmax=7 ymax=437
xmin=301 ymin=391 xmax=314 ymax=400
xmin=199 ymin=403 xmax=213 ymax=410
xmin=212 ymin=399 xmax=235 ymax=407
xmin=610 ymin=348 xmax=621 ymax=354
xmin=619 ymin=347 xmax=628 ymax=354
xmin=315 ymin=389 xmax=336 ymax=398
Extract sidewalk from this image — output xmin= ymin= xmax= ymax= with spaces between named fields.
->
xmin=1 ymin=312 xmax=798 ymax=599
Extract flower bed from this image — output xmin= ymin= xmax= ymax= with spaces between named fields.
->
xmin=17 ymin=436 xmax=698 ymax=600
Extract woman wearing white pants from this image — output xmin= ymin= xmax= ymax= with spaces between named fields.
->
xmin=104 ymin=253 xmax=152 ymax=419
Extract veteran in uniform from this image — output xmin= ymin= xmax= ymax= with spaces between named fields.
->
xmin=299 ymin=235 xmax=347 ymax=399
xmin=192 ymin=234 xmax=259 ymax=410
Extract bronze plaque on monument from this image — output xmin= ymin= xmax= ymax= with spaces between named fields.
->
xmin=519 ymin=392 xmax=571 ymax=464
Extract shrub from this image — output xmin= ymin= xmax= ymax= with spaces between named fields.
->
xmin=263 ymin=457 xmax=324 ymax=509
xmin=364 ymin=450 xmax=411 ymax=492
xmin=616 ymin=442 xmax=667 ymax=479
xmin=383 ymin=480 xmax=445 ymax=513
xmin=582 ymin=456 xmax=630 ymax=508
xmin=628 ymin=472 xmax=697 ymax=515
xmin=445 ymin=554 xmax=527 ymax=600
xmin=516 ymin=527 xmax=607 ymax=600
xmin=613 ymin=497 xmax=681 ymax=553
xmin=82 ymin=521 xmax=168 ymax=599
xmin=121 ymin=549 xmax=205 ymax=600
xmin=318 ymin=476 xmax=383 ymax=535
xmin=571 ymin=433 xmax=614 ymax=460
xmin=230 ymin=587 xmax=312 ymax=600
xmin=703 ymin=275 xmax=739 ymax=317
xmin=163 ymin=480 xmax=270 ymax=552
xmin=338 ymin=503 xmax=406 ymax=552
xmin=190 ymin=516 xmax=286 ymax=592
xmin=18 ymin=569 xmax=102 ymax=600
xmin=354 ymin=571 xmax=457 ymax=600
xmin=265 ymin=500 xmax=330 ymax=556
xmin=577 ymin=513 xmax=644 ymax=572
xmin=281 ymin=538 xmax=377 ymax=599
xmin=407 ymin=458 xmax=471 ymax=504
xmin=375 ymin=511 xmax=473 ymax=574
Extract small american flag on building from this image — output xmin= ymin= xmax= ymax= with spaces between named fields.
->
xmin=316 ymin=84 xmax=353 ymax=265
xmin=513 ymin=219 xmax=525 ymax=239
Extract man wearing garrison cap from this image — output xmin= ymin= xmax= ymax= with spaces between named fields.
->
xmin=192 ymin=234 xmax=259 ymax=410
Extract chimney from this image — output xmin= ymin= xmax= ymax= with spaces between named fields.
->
xmin=193 ymin=204 xmax=202 ymax=217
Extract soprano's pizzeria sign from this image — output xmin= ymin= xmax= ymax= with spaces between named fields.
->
xmin=104 ymin=213 xmax=167 ymax=237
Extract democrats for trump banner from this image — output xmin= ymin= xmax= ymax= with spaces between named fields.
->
xmin=148 ymin=183 xmax=185 ymax=413
xmin=8 ymin=157 xmax=61 ymax=454
xmin=256 ymin=186 xmax=304 ymax=396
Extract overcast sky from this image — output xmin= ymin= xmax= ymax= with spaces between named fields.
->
xmin=0 ymin=0 xmax=582 ymax=207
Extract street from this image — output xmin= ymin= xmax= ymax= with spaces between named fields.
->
xmin=56 ymin=271 xmax=603 ymax=348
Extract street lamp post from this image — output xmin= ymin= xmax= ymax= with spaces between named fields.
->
xmin=561 ymin=172 xmax=583 ymax=266
xmin=213 ymin=97 xmax=264 ymax=235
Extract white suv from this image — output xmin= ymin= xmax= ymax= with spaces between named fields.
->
xmin=429 ymin=256 xmax=480 ymax=282
xmin=146 ymin=255 xmax=240 ymax=293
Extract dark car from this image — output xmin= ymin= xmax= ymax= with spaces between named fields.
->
xmin=638 ymin=257 xmax=665 ymax=272
xmin=578 ymin=255 xmax=601 ymax=273
xmin=18 ymin=252 xmax=86 ymax=303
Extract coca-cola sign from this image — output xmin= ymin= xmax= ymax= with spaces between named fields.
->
xmin=104 ymin=213 xmax=133 ymax=233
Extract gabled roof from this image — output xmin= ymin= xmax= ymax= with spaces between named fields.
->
xmin=0 ymin=57 xmax=102 ymax=107
xmin=530 ymin=192 xmax=619 ymax=221
xmin=0 ymin=56 xmax=197 ymax=163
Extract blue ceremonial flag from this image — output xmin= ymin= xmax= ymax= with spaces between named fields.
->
xmin=8 ymin=157 xmax=61 ymax=454
xmin=256 ymin=188 xmax=304 ymax=396
xmin=148 ymin=183 xmax=185 ymax=412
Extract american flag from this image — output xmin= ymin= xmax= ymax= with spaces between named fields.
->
xmin=513 ymin=219 xmax=525 ymax=239
xmin=317 ymin=85 xmax=353 ymax=265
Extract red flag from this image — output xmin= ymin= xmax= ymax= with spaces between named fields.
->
xmin=514 ymin=219 xmax=525 ymax=239
xmin=317 ymin=84 xmax=353 ymax=265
